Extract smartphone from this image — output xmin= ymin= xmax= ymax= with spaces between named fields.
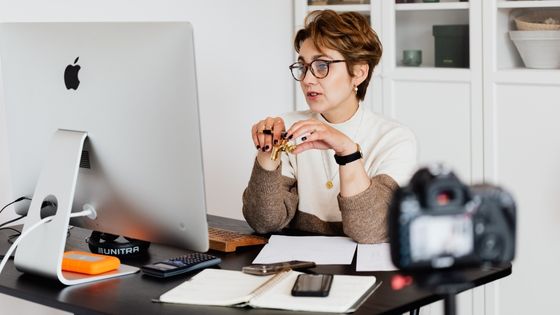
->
xmin=291 ymin=273 xmax=333 ymax=297
xmin=241 ymin=261 xmax=316 ymax=276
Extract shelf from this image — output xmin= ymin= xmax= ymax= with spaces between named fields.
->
xmin=308 ymin=4 xmax=371 ymax=12
xmin=494 ymin=68 xmax=560 ymax=84
xmin=388 ymin=67 xmax=471 ymax=82
xmin=395 ymin=2 xmax=469 ymax=11
xmin=497 ymin=0 xmax=560 ymax=9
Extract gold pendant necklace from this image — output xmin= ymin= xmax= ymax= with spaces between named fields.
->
xmin=321 ymin=150 xmax=339 ymax=190
xmin=320 ymin=106 xmax=365 ymax=190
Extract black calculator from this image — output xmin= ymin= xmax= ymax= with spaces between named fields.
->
xmin=141 ymin=253 xmax=221 ymax=278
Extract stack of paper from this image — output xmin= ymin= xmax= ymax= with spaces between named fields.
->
xmin=252 ymin=235 xmax=357 ymax=265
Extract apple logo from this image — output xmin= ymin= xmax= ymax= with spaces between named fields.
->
xmin=64 ymin=57 xmax=81 ymax=90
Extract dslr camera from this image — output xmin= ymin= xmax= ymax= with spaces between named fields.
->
xmin=389 ymin=165 xmax=516 ymax=271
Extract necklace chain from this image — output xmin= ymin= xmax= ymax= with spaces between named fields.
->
xmin=320 ymin=106 xmax=365 ymax=190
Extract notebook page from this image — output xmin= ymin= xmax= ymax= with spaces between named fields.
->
xmin=250 ymin=271 xmax=377 ymax=313
xmin=159 ymin=269 xmax=274 ymax=306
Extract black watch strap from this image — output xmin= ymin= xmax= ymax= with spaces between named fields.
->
xmin=334 ymin=144 xmax=362 ymax=166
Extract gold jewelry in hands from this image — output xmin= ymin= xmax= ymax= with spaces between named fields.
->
xmin=270 ymin=138 xmax=296 ymax=161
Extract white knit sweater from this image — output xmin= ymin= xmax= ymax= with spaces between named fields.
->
xmin=280 ymin=105 xmax=418 ymax=223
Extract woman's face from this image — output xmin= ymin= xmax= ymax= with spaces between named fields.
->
xmin=298 ymin=38 xmax=358 ymax=123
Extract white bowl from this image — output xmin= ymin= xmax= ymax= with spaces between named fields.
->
xmin=509 ymin=30 xmax=560 ymax=69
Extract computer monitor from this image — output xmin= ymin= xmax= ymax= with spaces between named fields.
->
xmin=0 ymin=22 xmax=209 ymax=284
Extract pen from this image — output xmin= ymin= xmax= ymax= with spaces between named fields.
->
xmin=247 ymin=269 xmax=291 ymax=299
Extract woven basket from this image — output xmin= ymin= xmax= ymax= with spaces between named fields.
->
xmin=515 ymin=11 xmax=560 ymax=31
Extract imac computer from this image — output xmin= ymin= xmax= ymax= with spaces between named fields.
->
xmin=0 ymin=22 xmax=209 ymax=284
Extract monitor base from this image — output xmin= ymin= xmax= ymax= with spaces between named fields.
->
xmin=13 ymin=129 xmax=138 ymax=285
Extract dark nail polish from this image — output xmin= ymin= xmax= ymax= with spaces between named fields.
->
xmin=281 ymin=131 xmax=287 ymax=139
xmin=264 ymin=145 xmax=270 ymax=151
xmin=302 ymin=136 xmax=307 ymax=141
xmin=288 ymin=135 xmax=293 ymax=140
xmin=262 ymin=147 xmax=266 ymax=152
xmin=273 ymin=139 xmax=278 ymax=145
xmin=256 ymin=145 xmax=261 ymax=150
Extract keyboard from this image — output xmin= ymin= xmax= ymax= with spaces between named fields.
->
xmin=208 ymin=227 xmax=268 ymax=252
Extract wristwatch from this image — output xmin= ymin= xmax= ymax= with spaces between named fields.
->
xmin=334 ymin=143 xmax=362 ymax=166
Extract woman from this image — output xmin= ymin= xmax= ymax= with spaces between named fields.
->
xmin=242 ymin=10 xmax=417 ymax=243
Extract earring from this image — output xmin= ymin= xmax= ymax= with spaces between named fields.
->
xmin=354 ymin=85 xmax=358 ymax=93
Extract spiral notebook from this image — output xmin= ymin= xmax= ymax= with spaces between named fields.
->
xmin=155 ymin=269 xmax=380 ymax=313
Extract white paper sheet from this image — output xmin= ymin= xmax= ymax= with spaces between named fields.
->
xmin=252 ymin=235 xmax=357 ymax=265
xmin=356 ymin=243 xmax=398 ymax=272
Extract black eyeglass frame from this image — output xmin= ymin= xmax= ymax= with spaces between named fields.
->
xmin=288 ymin=59 xmax=346 ymax=81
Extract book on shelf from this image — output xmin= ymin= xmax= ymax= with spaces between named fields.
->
xmin=155 ymin=268 xmax=380 ymax=313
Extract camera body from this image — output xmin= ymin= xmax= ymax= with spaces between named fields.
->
xmin=389 ymin=165 xmax=516 ymax=271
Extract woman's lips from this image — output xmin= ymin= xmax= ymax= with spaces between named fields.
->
xmin=306 ymin=91 xmax=322 ymax=100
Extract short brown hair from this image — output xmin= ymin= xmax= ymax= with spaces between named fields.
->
xmin=294 ymin=10 xmax=382 ymax=101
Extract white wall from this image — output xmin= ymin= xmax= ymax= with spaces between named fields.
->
xmin=0 ymin=0 xmax=295 ymax=223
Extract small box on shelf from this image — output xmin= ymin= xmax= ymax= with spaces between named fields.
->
xmin=433 ymin=24 xmax=469 ymax=68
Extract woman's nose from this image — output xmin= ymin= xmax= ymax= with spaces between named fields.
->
xmin=302 ymin=69 xmax=318 ymax=85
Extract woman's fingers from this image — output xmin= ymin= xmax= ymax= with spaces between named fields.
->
xmin=272 ymin=119 xmax=285 ymax=146
xmin=252 ymin=117 xmax=286 ymax=153
xmin=261 ymin=117 xmax=277 ymax=152
xmin=251 ymin=123 xmax=260 ymax=150
xmin=287 ymin=120 xmax=322 ymax=142
xmin=256 ymin=120 xmax=268 ymax=151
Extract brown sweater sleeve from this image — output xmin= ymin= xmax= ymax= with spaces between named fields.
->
xmin=242 ymin=159 xmax=299 ymax=234
xmin=338 ymin=174 xmax=399 ymax=244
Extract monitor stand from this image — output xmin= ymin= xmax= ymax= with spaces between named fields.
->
xmin=14 ymin=129 xmax=139 ymax=285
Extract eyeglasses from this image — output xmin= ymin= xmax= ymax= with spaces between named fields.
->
xmin=289 ymin=59 xmax=346 ymax=81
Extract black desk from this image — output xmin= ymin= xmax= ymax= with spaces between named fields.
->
xmin=0 ymin=215 xmax=511 ymax=315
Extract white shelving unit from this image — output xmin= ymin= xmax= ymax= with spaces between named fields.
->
xmin=382 ymin=0 xmax=483 ymax=187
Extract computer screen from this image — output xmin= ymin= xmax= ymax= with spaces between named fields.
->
xmin=0 ymin=22 xmax=209 ymax=253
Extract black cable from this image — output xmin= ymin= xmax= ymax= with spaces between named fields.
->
xmin=0 ymin=216 xmax=25 ymax=229
xmin=0 ymin=196 xmax=31 ymax=216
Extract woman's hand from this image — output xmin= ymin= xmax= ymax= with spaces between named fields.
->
xmin=251 ymin=117 xmax=286 ymax=170
xmin=286 ymin=118 xmax=357 ymax=156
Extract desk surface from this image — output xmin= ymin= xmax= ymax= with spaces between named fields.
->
xmin=0 ymin=215 xmax=511 ymax=315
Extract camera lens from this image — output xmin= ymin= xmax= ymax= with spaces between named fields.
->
xmin=436 ymin=190 xmax=455 ymax=206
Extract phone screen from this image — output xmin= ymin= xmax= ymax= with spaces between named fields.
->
xmin=291 ymin=274 xmax=333 ymax=297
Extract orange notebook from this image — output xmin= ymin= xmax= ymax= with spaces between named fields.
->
xmin=62 ymin=251 xmax=120 ymax=275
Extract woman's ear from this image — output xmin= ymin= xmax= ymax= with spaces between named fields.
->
xmin=352 ymin=63 xmax=369 ymax=86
